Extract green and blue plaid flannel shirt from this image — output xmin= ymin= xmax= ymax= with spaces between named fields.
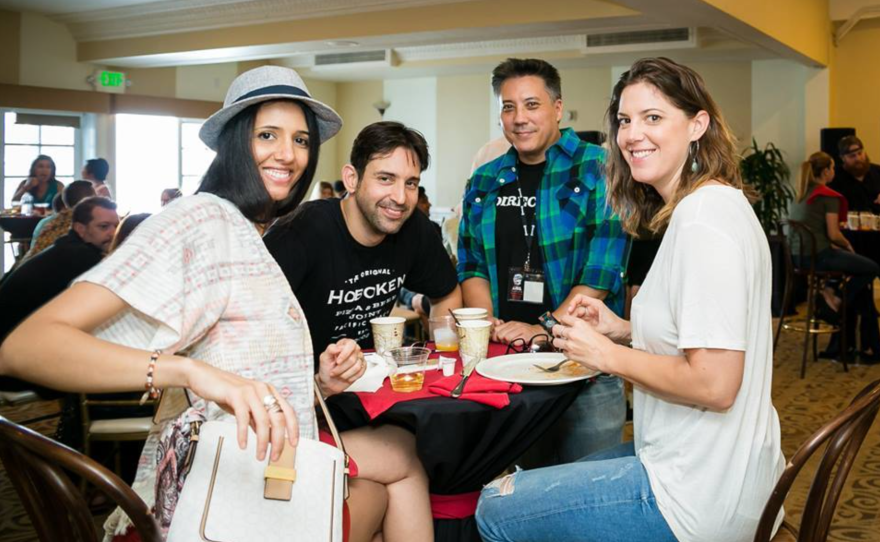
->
xmin=457 ymin=128 xmax=630 ymax=317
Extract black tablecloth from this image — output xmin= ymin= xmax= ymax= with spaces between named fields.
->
xmin=327 ymin=380 xmax=584 ymax=541
xmin=0 ymin=215 xmax=42 ymax=240
xmin=844 ymin=229 xmax=880 ymax=267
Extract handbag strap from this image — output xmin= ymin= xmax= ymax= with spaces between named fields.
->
xmin=314 ymin=376 xmax=346 ymax=457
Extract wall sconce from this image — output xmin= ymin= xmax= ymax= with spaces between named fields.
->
xmin=373 ymin=100 xmax=391 ymax=117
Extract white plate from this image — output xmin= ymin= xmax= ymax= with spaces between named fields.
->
xmin=476 ymin=353 xmax=599 ymax=386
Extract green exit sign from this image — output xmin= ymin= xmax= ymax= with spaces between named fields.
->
xmin=99 ymin=71 xmax=125 ymax=87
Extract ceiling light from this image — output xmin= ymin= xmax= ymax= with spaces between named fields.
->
xmin=326 ymin=40 xmax=359 ymax=47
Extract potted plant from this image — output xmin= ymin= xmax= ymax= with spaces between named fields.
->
xmin=740 ymin=138 xmax=793 ymax=235
xmin=740 ymin=139 xmax=794 ymax=316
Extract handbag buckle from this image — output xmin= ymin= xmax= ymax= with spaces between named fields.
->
xmin=264 ymin=465 xmax=297 ymax=483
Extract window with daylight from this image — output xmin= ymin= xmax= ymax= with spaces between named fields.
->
xmin=115 ymin=114 xmax=214 ymax=215
xmin=3 ymin=112 xmax=77 ymax=209
xmin=2 ymin=111 xmax=80 ymax=273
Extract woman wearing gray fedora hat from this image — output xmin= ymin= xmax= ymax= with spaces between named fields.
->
xmin=0 ymin=66 xmax=432 ymax=542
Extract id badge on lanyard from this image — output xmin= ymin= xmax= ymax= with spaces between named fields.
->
xmin=507 ymin=266 xmax=546 ymax=304
xmin=507 ymin=182 xmax=545 ymax=304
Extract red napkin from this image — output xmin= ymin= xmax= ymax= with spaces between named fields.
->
xmin=354 ymin=342 xmax=518 ymax=418
xmin=428 ymin=373 xmax=522 ymax=408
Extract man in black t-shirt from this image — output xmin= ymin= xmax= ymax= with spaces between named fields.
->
xmin=265 ymin=122 xmax=461 ymax=356
xmin=829 ymin=135 xmax=880 ymax=213
xmin=0 ymin=197 xmax=118 ymax=401
xmin=0 ymin=197 xmax=118 ymax=343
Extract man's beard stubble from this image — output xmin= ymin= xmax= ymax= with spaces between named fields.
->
xmin=844 ymin=153 xmax=871 ymax=178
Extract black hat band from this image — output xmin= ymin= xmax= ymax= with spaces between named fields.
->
xmin=233 ymin=85 xmax=311 ymax=104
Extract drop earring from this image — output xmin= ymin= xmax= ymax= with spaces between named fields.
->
xmin=690 ymin=140 xmax=700 ymax=173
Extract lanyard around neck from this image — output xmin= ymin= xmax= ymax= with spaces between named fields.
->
xmin=516 ymin=181 xmax=537 ymax=273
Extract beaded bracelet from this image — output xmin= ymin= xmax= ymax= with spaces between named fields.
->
xmin=139 ymin=350 xmax=162 ymax=405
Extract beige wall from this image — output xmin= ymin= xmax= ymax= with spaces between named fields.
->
xmin=300 ymin=76 xmax=339 ymax=191
xmin=122 ymin=66 xmax=177 ymax=98
xmin=689 ymin=61 xmax=752 ymax=146
xmin=19 ymin=12 xmax=103 ymax=92
xmin=831 ymin=17 xmax=880 ymax=156
xmin=751 ymin=59 xmax=807 ymax=174
xmin=334 ymin=80 xmax=383 ymax=174
xmin=437 ymin=74 xmax=490 ymax=207
xmin=701 ymin=0 xmax=830 ymax=65
xmin=176 ymin=63 xmax=238 ymax=103
xmin=0 ymin=10 xmax=20 ymax=85
xmin=558 ymin=67 xmax=613 ymax=133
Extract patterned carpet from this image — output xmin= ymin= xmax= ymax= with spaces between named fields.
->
xmin=2 ymin=330 xmax=880 ymax=541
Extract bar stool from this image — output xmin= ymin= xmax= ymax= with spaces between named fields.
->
xmin=774 ymin=220 xmax=850 ymax=378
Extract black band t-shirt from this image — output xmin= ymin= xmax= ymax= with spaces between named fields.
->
xmin=264 ymin=199 xmax=458 ymax=360
xmin=494 ymin=160 xmax=553 ymax=324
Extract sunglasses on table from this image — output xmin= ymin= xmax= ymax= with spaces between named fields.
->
xmin=505 ymin=333 xmax=557 ymax=355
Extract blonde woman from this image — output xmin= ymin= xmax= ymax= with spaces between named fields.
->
xmin=789 ymin=151 xmax=880 ymax=357
xmin=789 ymin=152 xmax=879 ymax=317
xmin=477 ymin=57 xmax=785 ymax=542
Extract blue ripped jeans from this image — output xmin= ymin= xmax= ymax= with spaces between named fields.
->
xmin=476 ymin=442 xmax=678 ymax=542
xmin=519 ymin=374 xmax=626 ymax=467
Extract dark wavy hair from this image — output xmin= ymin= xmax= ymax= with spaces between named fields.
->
xmin=84 ymin=158 xmax=110 ymax=181
xmin=29 ymin=155 xmax=56 ymax=181
xmin=197 ymin=99 xmax=320 ymax=224
xmin=110 ymin=212 xmax=151 ymax=252
xmin=491 ymin=58 xmax=562 ymax=102
xmin=349 ymin=121 xmax=429 ymax=180
xmin=606 ymin=57 xmax=743 ymax=236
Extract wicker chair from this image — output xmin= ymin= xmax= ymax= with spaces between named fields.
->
xmin=774 ymin=220 xmax=850 ymax=377
xmin=0 ymin=415 xmax=161 ymax=542
xmin=754 ymin=379 xmax=880 ymax=542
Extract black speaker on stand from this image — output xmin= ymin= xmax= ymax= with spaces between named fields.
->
xmin=821 ymin=127 xmax=856 ymax=162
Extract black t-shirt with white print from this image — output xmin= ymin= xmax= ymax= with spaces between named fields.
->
xmin=264 ymin=199 xmax=458 ymax=362
xmin=494 ymin=160 xmax=552 ymax=324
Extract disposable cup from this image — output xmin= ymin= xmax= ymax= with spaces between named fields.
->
xmin=370 ymin=316 xmax=405 ymax=356
xmin=386 ymin=346 xmax=431 ymax=393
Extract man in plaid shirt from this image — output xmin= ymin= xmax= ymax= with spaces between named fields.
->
xmin=458 ymin=58 xmax=630 ymax=465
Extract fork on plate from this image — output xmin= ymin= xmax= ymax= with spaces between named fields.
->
xmin=532 ymin=359 xmax=571 ymax=373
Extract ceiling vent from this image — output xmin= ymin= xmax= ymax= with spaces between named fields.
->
xmin=312 ymin=50 xmax=398 ymax=70
xmin=585 ymin=28 xmax=697 ymax=54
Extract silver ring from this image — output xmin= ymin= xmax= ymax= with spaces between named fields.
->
xmin=268 ymin=403 xmax=283 ymax=414
xmin=262 ymin=394 xmax=279 ymax=411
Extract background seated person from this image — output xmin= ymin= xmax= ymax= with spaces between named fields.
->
xmin=11 ymin=154 xmax=65 ymax=205
xmin=789 ymin=151 xmax=880 ymax=361
xmin=0 ymin=196 xmax=119 ymax=343
xmin=828 ymin=135 xmax=880 ymax=213
xmin=31 ymin=193 xmax=66 ymax=241
xmin=22 ymin=180 xmax=96 ymax=262
xmin=160 ymin=187 xmax=182 ymax=206
xmin=82 ymin=157 xmax=112 ymax=199
xmin=108 ymin=213 xmax=152 ymax=253
xmin=319 ymin=181 xmax=334 ymax=199
xmin=0 ymin=196 xmax=118 ymax=401
xmin=265 ymin=121 xmax=461 ymax=357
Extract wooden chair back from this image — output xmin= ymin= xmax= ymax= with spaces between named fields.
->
xmin=754 ymin=379 xmax=880 ymax=542
xmin=0 ymin=415 xmax=161 ymax=542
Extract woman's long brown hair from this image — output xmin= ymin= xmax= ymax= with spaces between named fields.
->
xmin=605 ymin=57 xmax=745 ymax=236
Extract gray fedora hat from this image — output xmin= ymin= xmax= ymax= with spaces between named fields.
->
xmin=199 ymin=66 xmax=343 ymax=150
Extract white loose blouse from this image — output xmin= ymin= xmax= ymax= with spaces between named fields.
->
xmin=74 ymin=193 xmax=316 ymax=535
xmin=630 ymin=186 xmax=785 ymax=542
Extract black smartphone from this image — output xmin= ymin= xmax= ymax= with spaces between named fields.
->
xmin=538 ymin=311 xmax=560 ymax=334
